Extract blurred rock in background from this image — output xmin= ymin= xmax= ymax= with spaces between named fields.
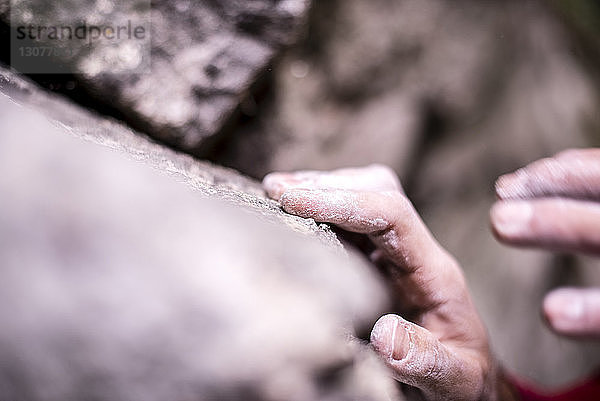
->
xmin=0 ymin=69 xmax=398 ymax=401
xmin=0 ymin=0 xmax=311 ymax=156
xmin=213 ymin=0 xmax=598 ymax=180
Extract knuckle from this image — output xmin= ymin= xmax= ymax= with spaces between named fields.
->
xmin=395 ymin=342 xmax=445 ymax=385
xmin=369 ymin=163 xmax=395 ymax=175
xmin=384 ymin=190 xmax=409 ymax=205
xmin=386 ymin=191 xmax=415 ymax=220
xmin=528 ymin=156 xmax=558 ymax=173
xmin=369 ymin=163 xmax=400 ymax=181
xmin=555 ymin=148 xmax=583 ymax=160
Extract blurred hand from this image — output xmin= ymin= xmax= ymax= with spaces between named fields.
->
xmin=491 ymin=148 xmax=600 ymax=338
xmin=264 ymin=165 xmax=506 ymax=401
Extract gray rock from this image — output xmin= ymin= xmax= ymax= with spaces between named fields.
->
xmin=0 ymin=69 xmax=398 ymax=401
xmin=2 ymin=0 xmax=311 ymax=155
xmin=0 ymin=66 xmax=337 ymax=244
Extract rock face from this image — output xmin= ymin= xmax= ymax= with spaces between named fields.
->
xmin=1 ymin=0 xmax=311 ymax=155
xmin=0 ymin=68 xmax=398 ymax=401
xmin=0 ymin=66 xmax=336 ymax=243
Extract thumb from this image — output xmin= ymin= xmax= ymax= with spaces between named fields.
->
xmin=370 ymin=314 xmax=485 ymax=400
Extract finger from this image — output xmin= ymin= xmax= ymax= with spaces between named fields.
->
xmin=370 ymin=314 xmax=485 ymax=400
xmin=262 ymin=164 xmax=402 ymax=200
xmin=543 ymin=288 xmax=600 ymax=338
xmin=280 ymin=189 xmax=471 ymax=314
xmin=496 ymin=149 xmax=600 ymax=201
xmin=490 ymin=199 xmax=600 ymax=254
xmin=279 ymin=189 xmax=444 ymax=270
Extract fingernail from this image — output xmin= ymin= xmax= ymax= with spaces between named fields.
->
xmin=544 ymin=290 xmax=585 ymax=331
xmin=371 ymin=315 xmax=409 ymax=361
xmin=490 ymin=202 xmax=533 ymax=238
xmin=279 ymin=189 xmax=312 ymax=213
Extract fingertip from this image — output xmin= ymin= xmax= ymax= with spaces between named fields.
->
xmin=263 ymin=172 xmax=296 ymax=200
xmin=494 ymin=171 xmax=532 ymax=200
xmin=489 ymin=201 xmax=533 ymax=241
xmin=494 ymin=174 xmax=512 ymax=200
xmin=281 ymin=188 xmax=365 ymax=224
xmin=279 ymin=188 xmax=323 ymax=218
xmin=370 ymin=314 xmax=397 ymax=359
xmin=489 ymin=202 xmax=503 ymax=241
xmin=279 ymin=188 xmax=305 ymax=208
xmin=370 ymin=314 xmax=410 ymax=362
xmin=262 ymin=172 xmax=283 ymax=200
xmin=542 ymin=288 xmax=585 ymax=335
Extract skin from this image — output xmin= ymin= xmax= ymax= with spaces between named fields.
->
xmin=492 ymin=148 xmax=600 ymax=338
xmin=263 ymin=149 xmax=600 ymax=399
xmin=264 ymin=165 xmax=499 ymax=400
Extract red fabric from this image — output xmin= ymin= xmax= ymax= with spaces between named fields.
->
xmin=510 ymin=372 xmax=600 ymax=401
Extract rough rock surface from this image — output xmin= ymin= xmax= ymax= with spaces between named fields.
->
xmin=0 ymin=68 xmax=399 ymax=401
xmin=1 ymin=0 xmax=311 ymax=155
xmin=0 ymin=66 xmax=338 ymax=244
xmin=211 ymin=0 xmax=600 ymax=387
